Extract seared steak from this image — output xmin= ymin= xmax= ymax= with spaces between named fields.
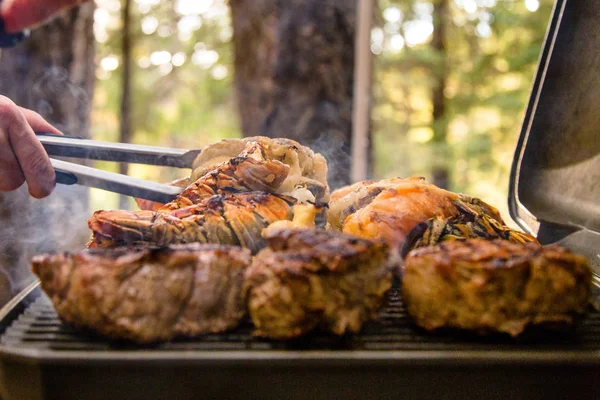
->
xmin=32 ymin=244 xmax=251 ymax=343
xmin=402 ymin=239 xmax=592 ymax=336
xmin=245 ymin=229 xmax=392 ymax=339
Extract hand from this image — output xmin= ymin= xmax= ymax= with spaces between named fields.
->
xmin=0 ymin=0 xmax=86 ymax=33
xmin=0 ymin=96 xmax=62 ymax=198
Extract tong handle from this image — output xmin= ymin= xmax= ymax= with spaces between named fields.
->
xmin=37 ymin=133 xmax=201 ymax=168
xmin=51 ymin=159 xmax=184 ymax=203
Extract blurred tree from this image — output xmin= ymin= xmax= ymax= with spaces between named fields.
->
xmin=119 ymin=0 xmax=133 ymax=209
xmin=0 ymin=3 xmax=96 ymax=305
xmin=229 ymin=0 xmax=364 ymax=188
xmin=430 ymin=0 xmax=449 ymax=189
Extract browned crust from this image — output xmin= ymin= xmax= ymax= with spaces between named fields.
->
xmin=402 ymin=239 xmax=592 ymax=336
xmin=32 ymin=244 xmax=252 ymax=343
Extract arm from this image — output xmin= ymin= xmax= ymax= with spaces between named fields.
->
xmin=0 ymin=0 xmax=87 ymax=33
xmin=0 ymin=0 xmax=85 ymax=197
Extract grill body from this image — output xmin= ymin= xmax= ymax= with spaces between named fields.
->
xmin=2 ymin=0 xmax=600 ymax=399
xmin=1 ymin=283 xmax=599 ymax=400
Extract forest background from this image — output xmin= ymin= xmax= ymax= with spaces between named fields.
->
xmin=0 ymin=0 xmax=553 ymax=303
xmin=91 ymin=0 xmax=551 ymax=215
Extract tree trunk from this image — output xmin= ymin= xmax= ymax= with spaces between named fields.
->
xmin=0 ymin=3 xmax=95 ymax=305
xmin=431 ymin=0 xmax=450 ymax=189
xmin=119 ymin=0 xmax=133 ymax=209
xmin=230 ymin=0 xmax=365 ymax=189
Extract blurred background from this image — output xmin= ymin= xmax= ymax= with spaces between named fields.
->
xmin=0 ymin=0 xmax=553 ymax=304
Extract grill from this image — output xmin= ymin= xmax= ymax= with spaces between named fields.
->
xmin=1 ymin=1 xmax=600 ymax=399
xmin=3 ymin=285 xmax=600 ymax=353
xmin=0 ymin=282 xmax=599 ymax=400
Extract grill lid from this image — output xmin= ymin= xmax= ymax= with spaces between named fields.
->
xmin=509 ymin=0 xmax=600 ymax=276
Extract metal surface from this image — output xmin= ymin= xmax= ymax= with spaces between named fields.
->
xmin=38 ymin=134 xmax=201 ymax=168
xmin=0 ymin=282 xmax=599 ymax=399
xmin=509 ymin=0 xmax=600 ymax=275
xmin=36 ymin=133 xmax=202 ymax=202
xmin=50 ymin=159 xmax=185 ymax=204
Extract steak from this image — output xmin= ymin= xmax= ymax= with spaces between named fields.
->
xmin=244 ymin=229 xmax=392 ymax=339
xmin=32 ymin=244 xmax=251 ymax=343
xmin=402 ymin=239 xmax=592 ymax=336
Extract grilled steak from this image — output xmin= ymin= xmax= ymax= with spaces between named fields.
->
xmin=32 ymin=244 xmax=251 ymax=343
xmin=402 ymin=239 xmax=592 ymax=336
xmin=245 ymin=229 xmax=392 ymax=339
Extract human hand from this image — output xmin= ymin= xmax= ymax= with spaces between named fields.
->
xmin=0 ymin=96 xmax=62 ymax=198
xmin=0 ymin=0 xmax=86 ymax=33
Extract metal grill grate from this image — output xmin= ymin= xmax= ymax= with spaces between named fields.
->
xmin=2 ymin=287 xmax=600 ymax=352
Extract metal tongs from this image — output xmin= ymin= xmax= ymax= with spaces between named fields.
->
xmin=38 ymin=133 xmax=202 ymax=203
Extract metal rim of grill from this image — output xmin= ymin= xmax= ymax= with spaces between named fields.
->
xmin=1 ymin=281 xmax=599 ymax=366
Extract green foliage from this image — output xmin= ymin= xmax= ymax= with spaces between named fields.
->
xmin=373 ymin=0 xmax=553 ymax=224
xmin=91 ymin=0 xmax=554 ymax=223
xmin=91 ymin=0 xmax=239 ymax=210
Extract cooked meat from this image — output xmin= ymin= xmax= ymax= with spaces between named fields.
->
xmin=88 ymin=192 xmax=296 ymax=253
xmin=32 ymin=244 xmax=251 ymax=343
xmin=402 ymin=239 xmax=592 ymax=336
xmin=245 ymin=229 xmax=392 ymax=339
xmin=400 ymin=199 xmax=537 ymax=257
xmin=135 ymin=177 xmax=191 ymax=211
xmin=328 ymin=177 xmax=536 ymax=252
xmin=190 ymin=136 xmax=330 ymax=204
xmin=89 ymin=137 xmax=329 ymax=252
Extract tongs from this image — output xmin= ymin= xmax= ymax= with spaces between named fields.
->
xmin=38 ymin=133 xmax=202 ymax=203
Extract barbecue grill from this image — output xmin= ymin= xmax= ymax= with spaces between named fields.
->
xmin=1 ymin=0 xmax=599 ymax=399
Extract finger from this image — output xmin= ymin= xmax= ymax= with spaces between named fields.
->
xmin=0 ymin=0 xmax=85 ymax=33
xmin=0 ymin=97 xmax=56 ymax=198
xmin=19 ymin=107 xmax=63 ymax=136
xmin=0 ymin=127 xmax=25 ymax=192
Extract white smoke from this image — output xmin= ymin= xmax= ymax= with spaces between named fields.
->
xmin=0 ymin=184 xmax=91 ymax=305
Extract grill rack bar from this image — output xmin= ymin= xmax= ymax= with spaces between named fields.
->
xmin=2 ymin=285 xmax=600 ymax=354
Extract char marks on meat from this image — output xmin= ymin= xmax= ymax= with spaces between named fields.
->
xmin=88 ymin=137 xmax=329 ymax=252
xmin=402 ymin=239 xmax=592 ymax=336
xmin=32 ymin=244 xmax=251 ymax=343
xmin=89 ymin=192 xmax=296 ymax=253
xmin=244 ymin=229 xmax=392 ymax=339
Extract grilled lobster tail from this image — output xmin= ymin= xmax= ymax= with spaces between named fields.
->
xmin=88 ymin=137 xmax=329 ymax=252
xmin=89 ymin=193 xmax=296 ymax=253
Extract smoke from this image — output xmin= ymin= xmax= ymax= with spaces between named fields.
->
xmin=311 ymin=128 xmax=354 ymax=191
xmin=0 ymin=183 xmax=91 ymax=306
xmin=32 ymin=66 xmax=90 ymax=136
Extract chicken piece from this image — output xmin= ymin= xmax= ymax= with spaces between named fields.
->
xmin=402 ymin=239 xmax=592 ymax=336
xmin=32 ymin=244 xmax=251 ymax=343
xmin=88 ymin=192 xmax=296 ymax=253
xmin=328 ymin=177 xmax=534 ymax=252
xmin=245 ymin=229 xmax=392 ymax=339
